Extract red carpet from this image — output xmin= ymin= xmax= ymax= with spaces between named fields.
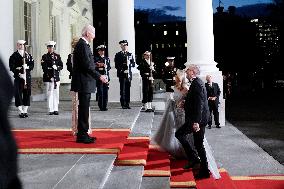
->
xmin=215 ymin=169 xmax=238 ymax=189
xmin=232 ymin=175 xmax=284 ymax=189
xmin=170 ymin=159 xmax=196 ymax=188
xmin=115 ymin=137 xmax=150 ymax=165
xmin=143 ymin=145 xmax=171 ymax=177
xmin=14 ymin=129 xmax=130 ymax=154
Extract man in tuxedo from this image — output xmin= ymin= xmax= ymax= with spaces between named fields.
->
xmin=0 ymin=58 xmax=22 ymax=188
xmin=71 ymin=25 xmax=108 ymax=143
xmin=9 ymin=40 xmax=34 ymax=118
xmin=114 ymin=40 xmax=135 ymax=109
xmin=175 ymin=64 xmax=210 ymax=179
xmin=205 ymin=75 xmax=221 ymax=129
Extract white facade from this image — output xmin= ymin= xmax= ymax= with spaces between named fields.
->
xmin=108 ymin=0 xmax=142 ymax=102
xmin=0 ymin=0 xmax=93 ymax=84
xmin=186 ymin=0 xmax=225 ymax=126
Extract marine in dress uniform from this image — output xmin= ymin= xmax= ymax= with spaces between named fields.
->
xmin=137 ymin=51 xmax=155 ymax=112
xmin=162 ymin=57 xmax=177 ymax=100
xmin=9 ymin=40 xmax=34 ymax=118
xmin=114 ymin=40 xmax=135 ymax=109
xmin=41 ymin=41 xmax=63 ymax=115
xmin=95 ymin=45 xmax=111 ymax=111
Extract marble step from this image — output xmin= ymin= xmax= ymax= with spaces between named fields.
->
xmin=103 ymin=166 xmax=144 ymax=189
xmin=129 ymin=111 xmax=154 ymax=137
xmin=19 ymin=154 xmax=116 ymax=189
xmin=140 ymin=177 xmax=170 ymax=189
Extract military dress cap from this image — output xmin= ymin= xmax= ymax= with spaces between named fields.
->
xmin=166 ymin=57 xmax=175 ymax=60
xmin=143 ymin=51 xmax=151 ymax=55
xmin=96 ymin=44 xmax=106 ymax=50
xmin=119 ymin=40 xmax=128 ymax=46
xmin=17 ymin=40 xmax=26 ymax=44
xmin=45 ymin=41 xmax=56 ymax=47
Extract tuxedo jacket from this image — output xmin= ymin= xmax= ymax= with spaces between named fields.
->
xmin=184 ymin=77 xmax=210 ymax=127
xmin=9 ymin=51 xmax=34 ymax=87
xmin=205 ymin=82 xmax=221 ymax=105
xmin=71 ymin=38 xmax=101 ymax=93
xmin=41 ymin=52 xmax=63 ymax=82
xmin=114 ymin=51 xmax=135 ymax=80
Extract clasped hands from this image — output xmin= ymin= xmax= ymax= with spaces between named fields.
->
xmin=208 ymin=96 xmax=217 ymax=101
xmin=99 ymin=75 xmax=108 ymax=84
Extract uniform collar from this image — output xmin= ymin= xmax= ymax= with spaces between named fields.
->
xmin=81 ymin=37 xmax=89 ymax=45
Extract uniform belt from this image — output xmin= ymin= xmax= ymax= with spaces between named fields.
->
xmin=99 ymin=68 xmax=104 ymax=70
xmin=144 ymin=73 xmax=149 ymax=75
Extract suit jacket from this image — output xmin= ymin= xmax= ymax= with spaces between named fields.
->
xmin=0 ymin=58 xmax=22 ymax=189
xmin=184 ymin=77 xmax=209 ymax=128
xmin=205 ymin=82 xmax=221 ymax=105
xmin=114 ymin=51 xmax=135 ymax=80
xmin=71 ymin=38 xmax=101 ymax=93
xmin=41 ymin=52 xmax=63 ymax=82
xmin=9 ymin=51 xmax=34 ymax=88
xmin=94 ymin=56 xmax=111 ymax=82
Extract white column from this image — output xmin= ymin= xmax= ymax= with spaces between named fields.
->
xmin=186 ymin=0 xmax=225 ymax=126
xmin=0 ymin=0 xmax=13 ymax=73
xmin=108 ymin=0 xmax=141 ymax=102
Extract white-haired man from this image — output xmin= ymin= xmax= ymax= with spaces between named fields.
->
xmin=9 ymin=40 xmax=34 ymax=118
xmin=175 ymin=64 xmax=210 ymax=179
xmin=71 ymin=24 xmax=108 ymax=144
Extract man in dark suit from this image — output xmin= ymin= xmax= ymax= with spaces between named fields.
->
xmin=205 ymin=75 xmax=221 ymax=129
xmin=9 ymin=40 xmax=34 ymax=118
xmin=0 ymin=57 xmax=22 ymax=189
xmin=71 ymin=25 xmax=108 ymax=144
xmin=94 ymin=45 xmax=111 ymax=111
xmin=175 ymin=64 xmax=210 ymax=179
xmin=114 ymin=40 xmax=135 ymax=109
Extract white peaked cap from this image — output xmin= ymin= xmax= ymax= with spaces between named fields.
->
xmin=17 ymin=40 xmax=26 ymax=45
xmin=144 ymin=51 xmax=151 ymax=55
xmin=45 ymin=41 xmax=56 ymax=46
xmin=96 ymin=45 xmax=107 ymax=49
xmin=166 ymin=57 xmax=175 ymax=60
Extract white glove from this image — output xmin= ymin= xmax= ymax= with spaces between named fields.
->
xmin=19 ymin=73 xmax=25 ymax=79
xmin=150 ymin=66 xmax=155 ymax=70
xmin=149 ymin=77 xmax=154 ymax=81
xmin=52 ymin=65 xmax=57 ymax=70
xmin=23 ymin=64 xmax=29 ymax=70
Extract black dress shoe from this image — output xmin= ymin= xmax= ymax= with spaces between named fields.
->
xmin=126 ymin=106 xmax=131 ymax=109
xmin=49 ymin=112 xmax=54 ymax=115
xmin=76 ymin=137 xmax=95 ymax=144
xmin=23 ymin=113 xmax=28 ymax=118
xmin=53 ymin=111 xmax=59 ymax=115
xmin=216 ymin=125 xmax=221 ymax=128
xmin=145 ymin=109 xmax=153 ymax=112
xmin=195 ymin=170 xmax=210 ymax=179
xmin=208 ymin=125 xmax=212 ymax=129
xmin=100 ymin=108 xmax=108 ymax=111
xmin=19 ymin=113 xmax=25 ymax=118
xmin=122 ymin=106 xmax=128 ymax=109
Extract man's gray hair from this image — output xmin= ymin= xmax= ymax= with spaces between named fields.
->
xmin=185 ymin=63 xmax=200 ymax=75
xmin=81 ymin=24 xmax=96 ymax=37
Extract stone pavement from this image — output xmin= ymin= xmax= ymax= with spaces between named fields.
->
xmin=9 ymin=100 xmax=284 ymax=189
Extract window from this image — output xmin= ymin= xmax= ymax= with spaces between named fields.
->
xmin=24 ymin=1 xmax=32 ymax=52
xmin=164 ymin=31 xmax=167 ymax=35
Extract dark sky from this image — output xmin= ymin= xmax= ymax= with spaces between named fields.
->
xmin=135 ymin=0 xmax=273 ymax=17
